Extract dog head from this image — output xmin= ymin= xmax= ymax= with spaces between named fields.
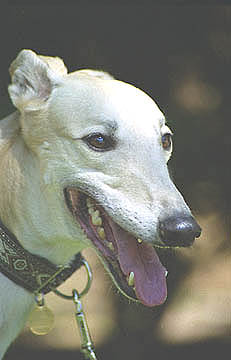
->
xmin=8 ymin=50 xmax=201 ymax=307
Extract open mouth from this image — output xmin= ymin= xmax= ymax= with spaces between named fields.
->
xmin=64 ymin=187 xmax=167 ymax=307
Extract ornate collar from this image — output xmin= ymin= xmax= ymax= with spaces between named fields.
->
xmin=0 ymin=220 xmax=83 ymax=295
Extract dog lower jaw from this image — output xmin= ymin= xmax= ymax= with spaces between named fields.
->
xmin=64 ymin=187 xmax=168 ymax=307
xmin=64 ymin=187 xmax=137 ymax=302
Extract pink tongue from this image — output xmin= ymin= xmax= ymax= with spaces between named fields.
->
xmin=111 ymin=224 xmax=167 ymax=307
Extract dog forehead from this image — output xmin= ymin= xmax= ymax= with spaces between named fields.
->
xmin=49 ymin=76 xmax=165 ymax=136
xmin=100 ymin=79 xmax=164 ymax=132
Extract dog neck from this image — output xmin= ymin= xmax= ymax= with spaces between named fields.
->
xmin=0 ymin=218 xmax=84 ymax=294
xmin=0 ymin=112 xmax=86 ymax=265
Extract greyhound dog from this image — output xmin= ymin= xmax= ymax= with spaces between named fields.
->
xmin=0 ymin=50 xmax=201 ymax=357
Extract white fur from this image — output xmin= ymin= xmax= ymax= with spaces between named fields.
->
xmin=0 ymin=50 xmax=193 ymax=357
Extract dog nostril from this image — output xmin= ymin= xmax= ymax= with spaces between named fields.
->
xmin=159 ymin=215 xmax=201 ymax=247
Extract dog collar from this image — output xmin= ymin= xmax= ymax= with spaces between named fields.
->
xmin=0 ymin=220 xmax=84 ymax=294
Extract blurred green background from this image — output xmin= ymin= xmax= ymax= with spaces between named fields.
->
xmin=1 ymin=3 xmax=231 ymax=359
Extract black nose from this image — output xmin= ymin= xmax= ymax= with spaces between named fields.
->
xmin=159 ymin=215 xmax=201 ymax=247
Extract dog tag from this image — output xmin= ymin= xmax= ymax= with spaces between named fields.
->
xmin=28 ymin=304 xmax=54 ymax=335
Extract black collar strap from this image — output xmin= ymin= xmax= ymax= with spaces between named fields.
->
xmin=0 ymin=220 xmax=84 ymax=295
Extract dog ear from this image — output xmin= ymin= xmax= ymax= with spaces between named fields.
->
xmin=37 ymin=55 xmax=68 ymax=76
xmin=8 ymin=49 xmax=67 ymax=112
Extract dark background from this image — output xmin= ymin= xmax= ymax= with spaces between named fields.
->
xmin=1 ymin=3 xmax=231 ymax=360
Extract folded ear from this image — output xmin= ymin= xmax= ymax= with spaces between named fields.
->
xmin=8 ymin=49 xmax=68 ymax=111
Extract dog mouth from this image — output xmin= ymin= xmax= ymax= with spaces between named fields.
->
xmin=64 ymin=187 xmax=167 ymax=307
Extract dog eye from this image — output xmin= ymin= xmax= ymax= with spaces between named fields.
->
xmin=161 ymin=133 xmax=172 ymax=150
xmin=83 ymin=133 xmax=114 ymax=151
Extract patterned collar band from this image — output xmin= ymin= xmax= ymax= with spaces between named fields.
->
xmin=0 ymin=220 xmax=83 ymax=295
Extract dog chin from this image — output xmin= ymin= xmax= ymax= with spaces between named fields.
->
xmin=64 ymin=187 xmax=168 ymax=307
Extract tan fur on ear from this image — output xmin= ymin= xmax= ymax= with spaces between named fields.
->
xmin=8 ymin=49 xmax=66 ymax=112
xmin=38 ymin=55 xmax=68 ymax=76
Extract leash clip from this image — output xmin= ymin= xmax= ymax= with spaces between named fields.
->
xmin=53 ymin=258 xmax=98 ymax=360
xmin=72 ymin=289 xmax=97 ymax=360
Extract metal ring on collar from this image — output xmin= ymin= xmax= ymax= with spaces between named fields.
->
xmin=53 ymin=258 xmax=93 ymax=300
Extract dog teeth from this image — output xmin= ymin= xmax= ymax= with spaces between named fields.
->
xmin=137 ymin=238 xmax=143 ymax=244
xmin=91 ymin=210 xmax=103 ymax=226
xmin=97 ymin=227 xmax=105 ymax=240
xmin=86 ymin=197 xmax=111 ymax=248
xmin=88 ymin=207 xmax=95 ymax=215
xmin=86 ymin=198 xmax=103 ymax=226
xmin=165 ymin=270 xmax=168 ymax=277
xmin=107 ymin=242 xmax=115 ymax=251
xmin=127 ymin=271 xmax=135 ymax=287
xmin=86 ymin=197 xmax=94 ymax=209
